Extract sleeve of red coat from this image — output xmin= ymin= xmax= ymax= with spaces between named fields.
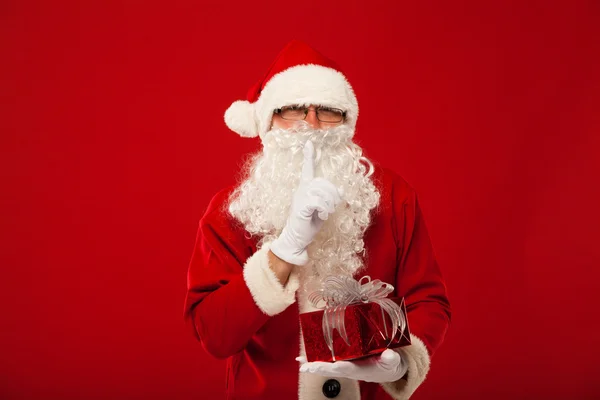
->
xmin=183 ymin=189 xmax=301 ymax=359
xmin=380 ymin=182 xmax=452 ymax=400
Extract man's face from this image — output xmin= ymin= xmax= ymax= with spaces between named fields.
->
xmin=271 ymin=104 xmax=344 ymax=130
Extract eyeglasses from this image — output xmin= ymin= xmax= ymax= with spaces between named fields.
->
xmin=274 ymin=105 xmax=347 ymax=123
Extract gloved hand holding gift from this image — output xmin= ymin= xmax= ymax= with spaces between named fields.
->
xmin=297 ymin=275 xmax=411 ymax=372
xmin=296 ymin=348 xmax=408 ymax=383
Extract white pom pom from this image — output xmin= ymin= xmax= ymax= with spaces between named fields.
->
xmin=224 ymin=100 xmax=258 ymax=138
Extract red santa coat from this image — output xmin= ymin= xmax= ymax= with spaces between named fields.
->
xmin=184 ymin=164 xmax=452 ymax=399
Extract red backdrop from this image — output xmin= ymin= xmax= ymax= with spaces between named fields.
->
xmin=2 ymin=1 xmax=599 ymax=399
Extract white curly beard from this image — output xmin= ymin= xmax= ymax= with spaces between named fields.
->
xmin=227 ymin=122 xmax=381 ymax=292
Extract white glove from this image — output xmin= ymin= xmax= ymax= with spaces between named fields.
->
xmin=270 ymin=140 xmax=344 ymax=266
xmin=295 ymin=349 xmax=408 ymax=383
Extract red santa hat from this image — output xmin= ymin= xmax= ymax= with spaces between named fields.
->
xmin=224 ymin=40 xmax=359 ymax=138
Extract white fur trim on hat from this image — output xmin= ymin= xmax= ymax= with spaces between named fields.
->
xmin=224 ymin=64 xmax=359 ymax=139
xmin=379 ymin=334 xmax=431 ymax=400
xmin=224 ymin=100 xmax=259 ymax=138
xmin=256 ymin=64 xmax=359 ymax=138
xmin=242 ymin=242 xmax=300 ymax=316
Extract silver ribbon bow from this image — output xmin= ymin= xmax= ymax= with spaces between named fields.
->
xmin=308 ymin=275 xmax=407 ymax=361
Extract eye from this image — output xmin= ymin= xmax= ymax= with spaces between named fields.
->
xmin=315 ymin=107 xmax=345 ymax=123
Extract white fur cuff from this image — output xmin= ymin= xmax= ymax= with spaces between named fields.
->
xmin=242 ymin=242 xmax=300 ymax=316
xmin=379 ymin=334 xmax=431 ymax=400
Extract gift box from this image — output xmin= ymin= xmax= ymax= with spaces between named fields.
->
xmin=299 ymin=276 xmax=412 ymax=363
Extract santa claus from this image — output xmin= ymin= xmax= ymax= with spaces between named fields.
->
xmin=184 ymin=40 xmax=451 ymax=399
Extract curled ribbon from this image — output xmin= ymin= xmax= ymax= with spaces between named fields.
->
xmin=308 ymin=275 xmax=407 ymax=361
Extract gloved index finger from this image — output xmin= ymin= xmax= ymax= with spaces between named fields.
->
xmin=301 ymin=140 xmax=315 ymax=183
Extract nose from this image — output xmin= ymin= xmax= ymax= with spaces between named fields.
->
xmin=304 ymin=108 xmax=321 ymax=129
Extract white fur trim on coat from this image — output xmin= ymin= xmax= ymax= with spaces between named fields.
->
xmin=299 ymin=371 xmax=360 ymax=400
xmin=297 ymin=274 xmax=362 ymax=399
xmin=242 ymin=242 xmax=300 ymax=316
xmin=298 ymin=324 xmax=361 ymax=400
xmin=379 ymin=334 xmax=431 ymax=400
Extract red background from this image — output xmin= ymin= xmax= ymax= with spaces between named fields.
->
xmin=2 ymin=1 xmax=599 ymax=399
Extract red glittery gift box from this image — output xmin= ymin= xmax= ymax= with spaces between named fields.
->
xmin=299 ymin=297 xmax=411 ymax=362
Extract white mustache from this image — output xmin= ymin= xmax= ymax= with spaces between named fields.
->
xmin=261 ymin=122 xmax=354 ymax=153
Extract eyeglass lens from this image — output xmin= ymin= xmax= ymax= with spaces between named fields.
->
xmin=279 ymin=106 xmax=344 ymax=122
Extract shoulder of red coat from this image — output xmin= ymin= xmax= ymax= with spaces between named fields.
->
xmin=371 ymin=162 xmax=416 ymax=205
xmin=199 ymin=184 xmax=239 ymax=228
